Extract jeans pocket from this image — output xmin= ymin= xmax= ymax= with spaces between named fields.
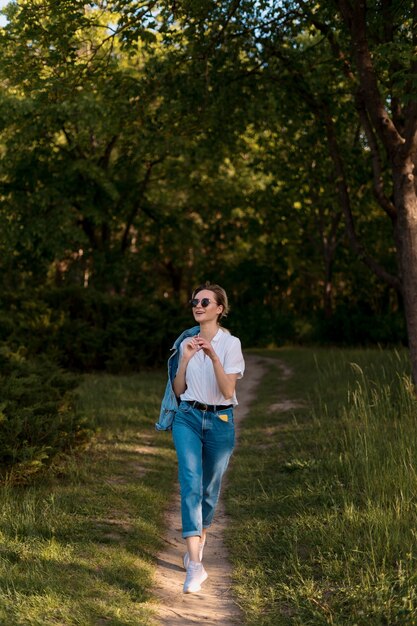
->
xmin=215 ymin=408 xmax=234 ymax=424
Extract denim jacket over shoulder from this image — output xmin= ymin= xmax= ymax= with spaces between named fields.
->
xmin=155 ymin=325 xmax=200 ymax=431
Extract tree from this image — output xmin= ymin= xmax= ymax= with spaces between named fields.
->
xmin=223 ymin=0 xmax=414 ymax=376
xmin=0 ymin=0 xmax=409 ymax=366
xmin=330 ymin=0 xmax=417 ymax=384
xmin=287 ymin=0 xmax=417 ymax=382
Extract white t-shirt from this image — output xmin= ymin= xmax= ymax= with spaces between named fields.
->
xmin=179 ymin=328 xmax=245 ymax=406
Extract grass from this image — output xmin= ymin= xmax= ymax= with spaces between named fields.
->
xmin=0 ymin=371 xmax=176 ymax=626
xmin=225 ymin=347 xmax=417 ymax=626
xmin=2 ymin=347 xmax=417 ymax=625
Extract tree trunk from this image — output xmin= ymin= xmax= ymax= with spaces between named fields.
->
xmin=323 ymin=263 xmax=334 ymax=319
xmin=394 ymin=160 xmax=417 ymax=387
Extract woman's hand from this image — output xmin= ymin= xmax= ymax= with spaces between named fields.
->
xmin=195 ymin=336 xmax=218 ymax=361
xmin=183 ymin=337 xmax=200 ymax=360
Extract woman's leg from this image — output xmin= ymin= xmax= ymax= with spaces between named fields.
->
xmin=202 ymin=410 xmax=235 ymax=529
xmin=173 ymin=405 xmax=210 ymax=593
xmin=186 ymin=535 xmax=202 ymax=562
xmin=172 ymin=405 xmax=204 ymax=539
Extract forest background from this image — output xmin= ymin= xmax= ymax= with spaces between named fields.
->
xmin=1 ymin=0 xmax=416 ymax=472
xmin=2 ymin=5 xmax=417 ymax=623
xmin=1 ymin=0 xmax=411 ymax=369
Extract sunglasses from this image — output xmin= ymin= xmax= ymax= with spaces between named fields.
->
xmin=189 ymin=298 xmax=213 ymax=308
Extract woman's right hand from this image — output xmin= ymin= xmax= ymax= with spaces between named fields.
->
xmin=183 ymin=337 xmax=200 ymax=360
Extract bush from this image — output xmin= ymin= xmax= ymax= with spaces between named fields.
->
xmin=0 ymin=287 xmax=191 ymax=372
xmin=43 ymin=287 xmax=190 ymax=371
xmin=229 ymin=304 xmax=296 ymax=348
xmin=0 ymin=287 xmax=407 ymax=373
xmin=311 ymin=306 xmax=407 ymax=345
xmin=0 ymin=346 xmax=89 ymax=481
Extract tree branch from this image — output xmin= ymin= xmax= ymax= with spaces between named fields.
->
xmin=98 ymin=135 xmax=118 ymax=169
xmin=297 ymin=0 xmax=356 ymax=83
xmin=265 ymin=26 xmax=401 ymax=292
xmin=322 ymin=103 xmax=402 ymax=292
xmin=336 ymin=0 xmax=404 ymax=156
xmin=354 ymin=89 xmax=397 ymax=221
xmin=212 ymin=0 xmax=243 ymax=47
xmin=120 ymin=158 xmax=163 ymax=252
xmin=75 ymin=211 xmax=99 ymax=250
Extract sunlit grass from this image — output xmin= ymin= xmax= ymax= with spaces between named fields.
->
xmin=226 ymin=347 xmax=417 ymax=625
xmin=3 ymin=348 xmax=415 ymax=624
xmin=0 ymin=371 xmax=176 ymax=626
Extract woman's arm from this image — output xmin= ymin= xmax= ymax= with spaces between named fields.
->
xmin=172 ymin=337 xmax=199 ymax=397
xmin=173 ymin=356 xmax=189 ymax=396
xmin=211 ymin=359 xmax=239 ymax=400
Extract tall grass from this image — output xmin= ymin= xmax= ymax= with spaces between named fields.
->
xmin=226 ymin=348 xmax=417 ymax=625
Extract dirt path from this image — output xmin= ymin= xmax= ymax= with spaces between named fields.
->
xmin=153 ymin=354 xmax=268 ymax=626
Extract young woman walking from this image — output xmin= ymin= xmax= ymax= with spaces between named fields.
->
xmin=157 ymin=283 xmax=245 ymax=593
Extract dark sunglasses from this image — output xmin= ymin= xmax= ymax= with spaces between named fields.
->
xmin=190 ymin=298 xmax=213 ymax=308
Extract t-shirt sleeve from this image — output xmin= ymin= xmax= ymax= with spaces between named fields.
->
xmin=223 ymin=337 xmax=245 ymax=379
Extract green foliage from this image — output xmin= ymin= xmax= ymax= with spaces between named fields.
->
xmin=0 ymin=281 xmax=406 ymax=376
xmin=0 ymin=0 xmax=410 ymax=369
xmin=0 ymin=287 xmax=191 ymax=371
xmin=0 ymin=347 xmax=88 ymax=480
xmin=312 ymin=305 xmax=407 ymax=346
xmin=43 ymin=287 xmax=191 ymax=371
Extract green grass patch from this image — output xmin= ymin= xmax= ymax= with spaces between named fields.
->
xmin=226 ymin=347 xmax=417 ymax=625
xmin=0 ymin=371 xmax=176 ymax=626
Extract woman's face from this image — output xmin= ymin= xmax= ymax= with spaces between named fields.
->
xmin=191 ymin=289 xmax=223 ymax=323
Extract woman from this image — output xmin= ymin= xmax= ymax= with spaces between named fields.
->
xmin=167 ymin=282 xmax=245 ymax=593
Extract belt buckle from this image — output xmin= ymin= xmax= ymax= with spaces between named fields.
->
xmin=201 ymin=403 xmax=208 ymax=411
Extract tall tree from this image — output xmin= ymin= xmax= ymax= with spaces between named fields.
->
xmin=301 ymin=0 xmax=417 ymax=383
xmin=233 ymin=0 xmax=415 ymax=377
xmin=339 ymin=0 xmax=416 ymax=371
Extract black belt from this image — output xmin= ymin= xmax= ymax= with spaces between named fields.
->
xmin=185 ymin=400 xmax=233 ymax=412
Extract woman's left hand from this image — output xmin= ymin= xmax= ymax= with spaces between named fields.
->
xmin=196 ymin=337 xmax=218 ymax=361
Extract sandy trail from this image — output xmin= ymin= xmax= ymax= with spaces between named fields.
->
xmin=153 ymin=354 xmax=268 ymax=626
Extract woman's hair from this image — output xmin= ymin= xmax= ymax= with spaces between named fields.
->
xmin=192 ymin=282 xmax=229 ymax=324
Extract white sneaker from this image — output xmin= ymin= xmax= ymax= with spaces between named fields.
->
xmin=183 ymin=542 xmax=205 ymax=570
xmin=183 ymin=561 xmax=208 ymax=593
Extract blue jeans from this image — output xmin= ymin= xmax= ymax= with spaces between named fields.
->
xmin=172 ymin=401 xmax=235 ymax=538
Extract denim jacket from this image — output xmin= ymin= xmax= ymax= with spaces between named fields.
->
xmin=155 ymin=325 xmax=200 ymax=431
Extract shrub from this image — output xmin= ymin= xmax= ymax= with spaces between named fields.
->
xmin=311 ymin=306 xmax=407 ymax=345
xmin=43 ymin=287 xmax=190 ymax=371
xmin=0 ymin=346 xmax=90 ymax=481
xmin=0 ymin=287 xmax=191 ymax=372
